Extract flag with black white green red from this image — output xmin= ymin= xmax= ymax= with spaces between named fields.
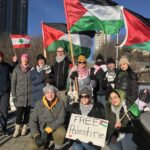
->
xmin=129 ymin=99 xmax=147 ymax=117
xmin=10 ymin=34 xmax=31 ymax=49
xmin=119 ymin=7 xmax=150 ymax=52
xmin=64 ymin=0 xmax=124 ymax=34
xmin=42 ymin=22 xmax=95 ymax=58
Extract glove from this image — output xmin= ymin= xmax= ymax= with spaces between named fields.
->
xmin=90 ymin=68 xmax=96 ymax=80
xmin=34 ymin=135 xmax=43 ymax=147
xmin=12 ymin=96 xmax=17 ymax=103
xmin=41 ymin=131 xmax=50 ymax=144
xmin=70 ymin=71 xmax=78 ymax=80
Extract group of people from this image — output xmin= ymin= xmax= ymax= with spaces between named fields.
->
xmin=0 ymin=47 xmax=150 ymax=150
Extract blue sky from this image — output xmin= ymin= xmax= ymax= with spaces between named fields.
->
xmin=28 ymin=0 xmax=150 ymax=36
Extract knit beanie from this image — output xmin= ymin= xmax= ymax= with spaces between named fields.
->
xmin=96 ymin=54 xmax=105 ymax=63
xmin=106 ymin=57 xmax=115 ymax=64
xmin=79 ymin=87 xmax=93 ymax=103
xmin=43 ymin=84 xmax=57 ymax=94
xmin=119 ymin=55 xmax=129 ymax=66
xmin=21 ymin=53 xmax=29 ymax=59
xmin=36 ymin=54 xmax=46 ymax=63
xmin=78 ymin=55 xmax=87 ymax=62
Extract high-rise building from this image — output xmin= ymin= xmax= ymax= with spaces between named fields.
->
xmin=0 ymin=0 xmax=28 ymax=34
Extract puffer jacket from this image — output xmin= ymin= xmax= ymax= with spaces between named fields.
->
xmin=115 ymin=70 xmax=139 ymax=105
xmin=11 ymin=65 xmax=32 ymax=107
xmin=30 ymin=97 xmax=66 ymax=137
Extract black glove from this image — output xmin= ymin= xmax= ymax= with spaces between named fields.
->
xmin=90 ymin=68 xmax=96 ymax=80
xmin=70 ymin=71 xmax=78 ymax=80
xmin=41 ymin=131 xmax=50 ymax=144
xmin=34 ymin=135 xmax=43 ymax=147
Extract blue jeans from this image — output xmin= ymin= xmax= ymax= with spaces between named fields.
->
xmin=73 ymin=142 xmax=97 ymax=150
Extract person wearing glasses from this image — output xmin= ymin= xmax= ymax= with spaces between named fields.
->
xmin=69 ymin=55 xmax=96 ymax=101
xmin=49 ymin=47 xmax=72 ymax=103
xmin=69 ymin=87 xmax=105 ymax=150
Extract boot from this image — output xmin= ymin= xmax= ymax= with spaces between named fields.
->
xmin=13 ymin=124 xmax=21 ymax=138
xmin=21 ymin=124 xmax=28 ymax=136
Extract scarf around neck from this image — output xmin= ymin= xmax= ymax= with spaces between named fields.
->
xmin=93 ymin=64 xmax=101 ymax=74
xmin=80 ymin=103 xmax=93 ymax=116
xmin=56 ymin=55 xmax=65 ymax=63
xmin=20 ymin=64 xmax=30 ymax=73
xmin=78 ymin=66 xmax=89 ymax=79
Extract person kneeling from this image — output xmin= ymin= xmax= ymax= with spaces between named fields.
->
xmin=29 ymin=85 xmax=66 ymax=150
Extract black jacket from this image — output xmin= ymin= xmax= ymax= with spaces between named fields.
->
xmin=49 ymin=57 xmax=71 ymax=90
xmin=115 ymin=70 xmax=139 ymax=105
xmin=0 ymin=61 xmax=17 ymax=94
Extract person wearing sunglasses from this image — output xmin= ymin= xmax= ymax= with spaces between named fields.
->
xmin=69 ymin=55 xmax=96 ymax=102
xmin=69 ymin=87 xmax=105 ymax=150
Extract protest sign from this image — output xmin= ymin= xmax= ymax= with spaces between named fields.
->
xmin=66 ymin=114 xmax=108 ymax=147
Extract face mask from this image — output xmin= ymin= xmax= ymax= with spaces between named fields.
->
xmin=95 ymin=61 xmax=103 ymax=66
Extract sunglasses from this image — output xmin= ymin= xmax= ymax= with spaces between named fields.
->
xmin=79 ymin=94 xmax=89 ymax=99
xmin=78 ymin=61 xmax=86 ymax=64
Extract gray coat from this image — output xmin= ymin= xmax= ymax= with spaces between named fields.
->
xmin=11 ymin=65 xmax=32 ymax=107
xmin=30 ymin=99 xmax=66 ymax=137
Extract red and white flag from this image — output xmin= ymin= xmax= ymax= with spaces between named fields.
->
xmin=10 ymin=34 xmax=31 ymax=49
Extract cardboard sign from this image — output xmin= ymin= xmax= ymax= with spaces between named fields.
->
xmin=66 ymin=114 xmax=108 ymax=147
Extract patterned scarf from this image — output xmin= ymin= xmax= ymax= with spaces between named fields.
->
xmin=36 ymin=65 xmax=44 ymax=73
xmin=56 ymin=55 xmax=65 ymax=63
xmin=80 ymin=103 xmax=93 ymax=116
xmin=20 ymin=64 xmax=30 ymax=73
xmin=78 ymin=66 xmax=89 ymax=79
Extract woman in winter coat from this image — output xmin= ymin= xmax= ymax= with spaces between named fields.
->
xmin=115 ymin=56 xmax=139 ymax=105
xmin=31 ymin=54 xmax=51 ymax=108
xmin=104 ymin=89 xmax=137 ymax=150
xmin=11 ymin=53 xmax=32 ymax=137
xmin=69 ymin=87 xmax=105 ymax=150
xmin=69 ymin=55 xmax=96 ymax=102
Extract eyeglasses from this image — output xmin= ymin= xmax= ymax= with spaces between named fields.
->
xmin=79 ymin=94 xmax=89 ymax=99
xmin=78 ymin=61 xmax=86 ymax=64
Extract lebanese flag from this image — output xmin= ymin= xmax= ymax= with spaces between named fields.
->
xmin=10 ymin=34 xmax=31 ymax=49
xmin=119 ymin=8 xmax=150 ymax=51
xmin=64 ymin=0 xmax=123 ymax=34
xmin=42 ymin=22 xmax=95 ymax=58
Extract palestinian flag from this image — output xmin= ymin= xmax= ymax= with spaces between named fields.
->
xmin=10 ymin=34 xmax=30 ymax=49
xmin=64 ymin=0 xmax=124 ymax=34
xmin=119 ymin=8 xmax=150 ymax=51
xmin=129 ymin=99 xmax=147 ymax=117
xmin=42 ymin=22 xmax=95 ymax=57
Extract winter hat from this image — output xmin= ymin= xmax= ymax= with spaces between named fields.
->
xmin=0 ymin=51 xmax=4 ymax=57
xmin=79 ymin=87 xmax=93 ymax=103
xmin=43 ymin=84 xmax=57 ymax=94
xmin=119 ymin=55 xmax=129 ymax=66
xmin=106 ymin=57 xmax=115 ymax=64
xmin=78 ymin=55 xmax=87 ymax=62
xmin=36 ymin=54 xmax=46 ymax=63
xmin=21 ymin=53 xmax=29 ymax=59
xmin=96 ymin=54 xmax=105 ymax=63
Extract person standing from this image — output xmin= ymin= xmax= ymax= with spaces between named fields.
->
xmin=49 ymin=47 xmax=72 ymax=102
xmin=11 ymin=53 xmax=32 ymax=137
xmin=0 ymin=51 xmax=17 ymax=135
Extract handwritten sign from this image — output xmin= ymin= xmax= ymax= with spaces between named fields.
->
xmin=66 ymin=114 xmax=108 ymax=147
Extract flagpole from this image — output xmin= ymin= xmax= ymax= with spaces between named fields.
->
xmin=41 ymin=21 xmax=47 ymax=58
xmin=64 ymin=0 xmax=79 ymax=93
xmin=116 ymin=33 xmax=119 ymax=67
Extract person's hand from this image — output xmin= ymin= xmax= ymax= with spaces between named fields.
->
xmin=70 ymin=71 xmax=78 ymax=80
xmin=115 ymin=121 xmax=122 ymax=129
xmin=34 ymin=135 xmax=43 ymax=147
xmin=41 ymin=131 xmax=50 ymax=144
xmin=12 ymin=55 xmax=17 ymax=62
